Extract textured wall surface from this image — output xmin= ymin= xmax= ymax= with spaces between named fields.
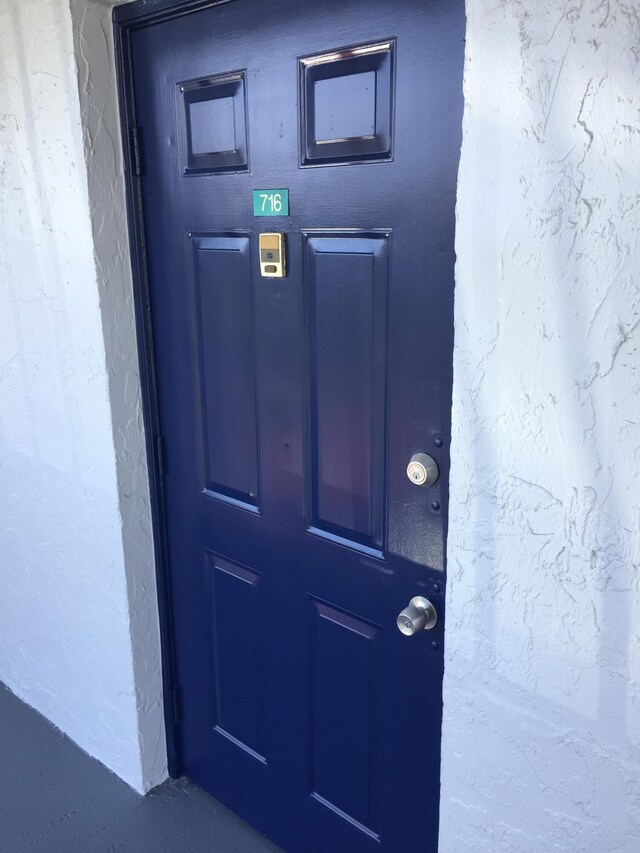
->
xmin=69 ymin=0 xmax=167 ymax=793
xmin=0 ymin=0 xmax=165 ymax=793
xmin=441 ymin=1 xmax=640 ymax=850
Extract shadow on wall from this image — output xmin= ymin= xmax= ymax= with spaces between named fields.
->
xmin=1 ymin=3 xmax=94 ymax=469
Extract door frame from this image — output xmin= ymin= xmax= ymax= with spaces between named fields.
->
xmin=112 ymin=0 xmax=237 ymax=779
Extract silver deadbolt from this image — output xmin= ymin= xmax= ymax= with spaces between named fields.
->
xmin=397 ymin=596 xmax=438 ymax=636
xmin=406 ymin=453 xmax=439 ymax=487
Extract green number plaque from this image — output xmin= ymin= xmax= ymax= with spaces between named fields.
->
xmin=252 ymin=189 xmax=289 ymax=217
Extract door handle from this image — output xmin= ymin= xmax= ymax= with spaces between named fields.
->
xmin=397 ymin=596 xmax=438 ymax=635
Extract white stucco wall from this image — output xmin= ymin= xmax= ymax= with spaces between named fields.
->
xmin=0 ymin=0 xmax=165 ymax=793
xmin=441 ymin=1 xmax=640 ymax=850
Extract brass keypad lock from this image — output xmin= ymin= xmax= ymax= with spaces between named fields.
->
xmin=259 ymin=232 xmax=286 ymax=278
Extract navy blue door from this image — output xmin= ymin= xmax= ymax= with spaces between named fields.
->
xmin=129 ymin=1 xmax=463 ymax=849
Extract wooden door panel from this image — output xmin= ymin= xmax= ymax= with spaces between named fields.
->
xmin=126 ymin=1 xmax=464 ymax=849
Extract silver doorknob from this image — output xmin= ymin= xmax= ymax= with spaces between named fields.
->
xmin=397 ymin=596 xmax=438 ymax=635
xmin=406 ymin=453 xmax=439 ymax=487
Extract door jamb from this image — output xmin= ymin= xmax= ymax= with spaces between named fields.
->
xmin=113 ymin=0 xmax=238 ymax=779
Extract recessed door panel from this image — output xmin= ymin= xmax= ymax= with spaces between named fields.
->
xmin=209 ymin=554 xmax=266 ymax=762
xmin=300 ymin=40 xmax=395 ymax=166
xmin=314 ymin=71 xmax=376 ymax=141
xmin=179 ymin=72 xmax=249 ymax=174
xmin=126 ymin=0 xmax=464 ymax=850
xmin=188 ymin=234 xmax=259 ymax=507
xmin=305 ymin=233 xmax=388 ymax=550
xmin=309 ymin=601 xmax=381 ymax=838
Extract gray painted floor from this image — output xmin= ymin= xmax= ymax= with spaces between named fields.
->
xmin=0 ymin=683 xmax=282 ymax=853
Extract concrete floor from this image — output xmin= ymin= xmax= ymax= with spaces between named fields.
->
xmin=0 ymin=683 xmax=282 ymax=853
